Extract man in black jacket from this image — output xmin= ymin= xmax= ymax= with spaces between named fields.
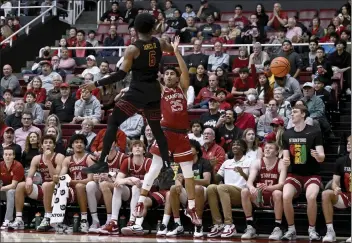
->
xmin=49 ymin=83 xmax=75 ymax=123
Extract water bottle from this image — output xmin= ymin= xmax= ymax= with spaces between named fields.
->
xmin=119 ymin=215 xmax=126 ymax=229
xmin=156 ymin=220 xmax=161 ymax=232
xmin=35 ymin=212 xmax=41 ymax=229
xmin=73 ymin=213 xmax=80 ymax=232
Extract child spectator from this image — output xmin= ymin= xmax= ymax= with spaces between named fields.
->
xmin=216 ymin=90 xmax=231 ymax=112
xmin=24 ymin=92 xmax=44 ymax=125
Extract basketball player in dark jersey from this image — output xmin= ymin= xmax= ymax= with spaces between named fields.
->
xmin=81 ymin=13 xmax=175 ymax=174
xmin=240 ymin=142 xmax=288 ymax=240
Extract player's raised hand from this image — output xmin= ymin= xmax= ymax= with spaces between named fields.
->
xmin=171 ymin=36 xmax=180 ymax=53
xmin=80 ymin=82 xmax=96 ymax=92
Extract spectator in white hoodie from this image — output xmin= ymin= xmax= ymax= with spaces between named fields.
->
xmin=119 ymin=113 xmax=144 ymax=140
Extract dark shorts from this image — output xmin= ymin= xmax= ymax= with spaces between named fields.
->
xmin=149 ymin=130 xmax=193 ymax=163
xmin=116 ymin=81 xmax=162 ymax=119
xmin=284 ymin=174 xmax=321 ymax=197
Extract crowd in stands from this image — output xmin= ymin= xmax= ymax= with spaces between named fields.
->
xmin=0 ymin=0 xmax=351 ymax=241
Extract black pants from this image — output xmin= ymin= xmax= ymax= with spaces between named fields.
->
xmin=98 ymin=81 xmax=169 ymax=164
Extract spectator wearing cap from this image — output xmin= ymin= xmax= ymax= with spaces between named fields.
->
xmin=233 ymin=4 xmax=249 ymax=30
xmin=24 ymin=76 xmax=47 ymax=105
xmin=1 ymin=65 xmax=20 ymax=96
xmin=233 ymin=99 xmax=256 ymax=130
xmin=38 ymin=61 xmax=60 ymax=93
xmin=199 ymin=97 xmax=221 ymax=129
xmin=277 ymin=40 xmax=303 ymax=78
xmin=263 ymin=117 xmax=285 ymax=156
xmin=0 ymin=127 xmax=21 ymax=162
xmin=198 ymin=15 xmax=221 ymax=41
xmin=24 ymin=92 xmax=44 ymax=125
xmin=72 ymin=30 xmax=94 ymax=58
xmin=231 ymin=67 xmax=256 ymax=99
xmin=5 ymin=99 xmax=24 ymax=130
xmin=49 ymin=82 xmax=75 ymax=123
xmin=248 ymin=42 xmax=270 ymax=73
xmin=80 ymin=55 xmax=100 ymax=77
xmin=182 ymin=4 xmax=196 ymax=19
xmin=196 ymin=0 xmax=219 ymax=22
xmin=266 ymin=2 xmax=288 ymax=31
xmin=216 ymin=109 xmax=243 ymax=153
xmin=3 ymin=89 xmax=15 ymax=116
xmin=14 ymin=111 xmax=41 ymax=151
xmin=302 ymin=82 xmax=335 ymax=138
xmin=257 ymin=99 xmax=287 ymax=139
xmin=99 ymin=2 xmax=121 ymax=24
xmin=72 ymin=89 xmax=101 ymax=125
xmin=207 ymin=42 xmax=229 ymax=72
xmin=57 ymin=47 xmax=76 ymax=74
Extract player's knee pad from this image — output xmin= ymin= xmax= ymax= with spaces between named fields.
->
xmin=179 ymin=161 xmax=194 ymax=179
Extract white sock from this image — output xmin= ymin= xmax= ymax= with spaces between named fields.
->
xmin=138 ymin=195 xmax=146 ymax=203
xmin=91 ymin=213 xmax=99 ymax=223
xmin=309 ymin=226 xmax=316 ymax=232
xmin=174 ymin=217 xmax=181 ymax=225
xmin=326 ymin=224 xmax=334 ymax=231
xmin=136 ymin=217 xmax=144 ymax=226
xmin=288 ymin=225 xmax=296 ymax=232
xmin=162 ymin=214 xmax=170 ymax=226
xmin=15 ymin=212 xmax=22 ymax=220
xmin=188 ymin=199 xmax=195 ymax=209
xmin=107 ymin=214 xmax=112 ymax=222
xmin=44 ymin=212 xmax=52 ymax=218
xmin=275 ymin=219 xmax=282 ymax=224
xmin=81 ymin=213 xmax=88 ymax=221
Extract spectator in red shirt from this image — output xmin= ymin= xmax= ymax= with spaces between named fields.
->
xmin=72 ymin=30 xmax=94 ymax=58
xmin=266 ymin=3 xmax=288 ymax=31
xmin=0 ymin=147 xmax=24 ymax=229
xmin=201 ymin=127 xmax=226 ymax=177
xmin=233 ymin=4 xmax=249 ymax=30
xmin=25 ymin=76 xmax=47 ymax=105
xmin=231 ymin=67 xmax=256 ymax=100
xmin=91 ymin=128 xmax=127 ymax=155
xmin=125 ymin=26 xmax=138 ymax=46
xmin=232 ymin=46 xmax=249 ymax=74
xmin=53 ymin=38 xmax=73 ymax=57
xmin=194 ymin=75 xmax=226 ymax=108
xmin=66 ymin=27 xmax=77 ymax=47
xmin=332 ymin=16 xmax=345 ymax=36
xmin=216 ymin=90 xmax=232 ymax=112
xmin=234 ymin=99 xmax=256 ymax=130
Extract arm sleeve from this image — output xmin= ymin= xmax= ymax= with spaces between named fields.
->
xmin=187 ymin=86 xmax=195 ymax=106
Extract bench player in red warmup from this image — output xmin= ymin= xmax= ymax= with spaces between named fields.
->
xmin=134 ymin=36 xmax=200 ymax=226
xmin=81 ymin=13 xmax=175 ymax=174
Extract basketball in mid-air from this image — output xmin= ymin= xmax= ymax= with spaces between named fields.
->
xmin=270 ymin=57 xmax=291 ymax=77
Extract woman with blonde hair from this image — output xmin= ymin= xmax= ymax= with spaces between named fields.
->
xmin=44 ymin=114 xmax=62 ymax=139
xmin=43 ymin=126 xmax=65 ymax=154
xmin=232 ymin=46 xmax=249 ymax=73
xmin=242 ymin=128 xmax=263 ymax=161
xmin=21 ymin=132 xmax=41 ymax=169
xmin=0 ymin=25 xmax=16 ymax=47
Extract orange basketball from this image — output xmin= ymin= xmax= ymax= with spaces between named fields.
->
xmin=270 ymin=57 xmax=291 ymax=78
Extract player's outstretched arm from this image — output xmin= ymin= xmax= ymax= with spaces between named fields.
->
xmin=172 ymin=36 xmax=189 ymax=93
xmin=81 ymin=45 xmax=138 ymax=91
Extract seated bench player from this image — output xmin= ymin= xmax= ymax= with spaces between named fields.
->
xmin=99 ymin=140 xmax=153 ymax=235
xmin=86 ymin=142 xmax=128 ymax=233
xmin=240 ymin=142 xmax=288 ymax=240
xmin=322 ymin=135 xmax=351 ymax=243
xmin=0 ymin=147 xmax=25 ymax=230
xmin=9 ymin=135 xmax=64 ymax=230
xmin=54 ymin=134 xmax=95 ymax=233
